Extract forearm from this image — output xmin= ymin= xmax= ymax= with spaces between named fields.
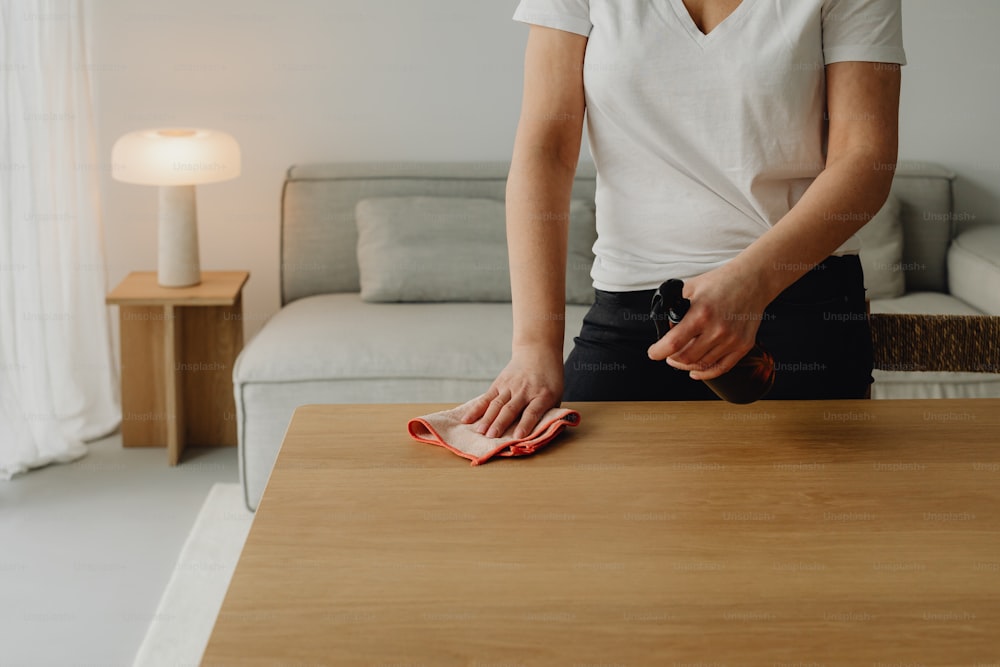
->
xmin=728 ymin=61 xmax=901 ymax=307
xmin=502 ymin=24 xmax=587 ymax=357
xmin=726 ymin=148 xmax=895 ymax=306
xmin=653 ymin=149 xmax=896 ymax=376
xmin=506 ymin=148 xmax=577 ymax=354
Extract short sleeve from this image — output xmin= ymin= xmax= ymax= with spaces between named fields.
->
xmin=822 ymin=0 xmax=906 ymax=65
xmin=512 ymin=0 xmax=592 ymax=37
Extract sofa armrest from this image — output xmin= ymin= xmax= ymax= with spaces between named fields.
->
xmin=948 ymin=225 xmax=1000 ymax=315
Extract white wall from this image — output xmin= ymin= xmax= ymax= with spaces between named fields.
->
xmin=88 ymin=0 xmax=1000 ymax=341
xmin=89 ymin=0 xmax=531 ymax=339
xmin=898 ymin=0 xmax=1000 ymax=230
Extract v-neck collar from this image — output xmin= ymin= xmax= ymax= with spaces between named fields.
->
xmin=667 ymin=0 xmax=757 ymax=46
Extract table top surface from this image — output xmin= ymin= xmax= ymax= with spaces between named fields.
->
xmin=204 ymin=399 xmax=1000 ymax=666
xmin=105 ymin=270 xmax=248 ymax=306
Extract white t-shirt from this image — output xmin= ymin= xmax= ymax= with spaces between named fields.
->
xmin=512 ymin=0 xmax=907 ymax=291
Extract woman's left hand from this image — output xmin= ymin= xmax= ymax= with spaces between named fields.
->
xmin=647 ymin=264 xmax=772 ymax=380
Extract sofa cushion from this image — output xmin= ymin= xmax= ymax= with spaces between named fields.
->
xmin=234 ymin=293 xmax=592 ymax=385
xmin=869 ymin=292 xmax=983 ymax=316
xmin=947 ymin=225 xmax=1000 ymax=315
xmin=869 ymin=292 xmax=1000 ymax=398
xmin=856 ymin=195 xmax=905 ymax=300
xmin=355 ymin=196 xmax=596 ymax=304
xmin=888 ymin=163 xmax=956 ymax=293
xmin=871 ymin=373 xmax=1000 ymax=399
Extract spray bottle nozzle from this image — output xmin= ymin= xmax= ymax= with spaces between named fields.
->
xmin=651 ymin=279 xmax=689 ymax=340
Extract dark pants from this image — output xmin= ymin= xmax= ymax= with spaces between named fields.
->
xmin=563 ymin=255 xmax=874 ymax=401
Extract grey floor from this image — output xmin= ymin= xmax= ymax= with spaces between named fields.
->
xmin=0 ymin=432 xmax=239 ymax=667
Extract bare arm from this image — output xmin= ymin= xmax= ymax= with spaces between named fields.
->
xmin=650 ymin=61 xmax=902 ymax=379
xmin=508 ymin=26 xmax=588 ymax=352
xmin=462 ymin=25 xmax=587 ymax=437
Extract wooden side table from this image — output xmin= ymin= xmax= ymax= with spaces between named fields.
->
xmin=106 ymin=271 xmax=249 ymax=465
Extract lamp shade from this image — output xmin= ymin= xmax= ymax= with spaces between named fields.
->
xmin=111 ymin=128 xmax=240 ymax=186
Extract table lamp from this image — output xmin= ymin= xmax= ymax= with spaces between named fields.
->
xmin=112 ymin=128 xmax=241 ymax=287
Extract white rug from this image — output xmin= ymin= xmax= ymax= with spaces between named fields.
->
xmin=132 ymin=483 xmax=253 ymax=667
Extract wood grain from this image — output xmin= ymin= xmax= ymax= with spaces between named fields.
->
xmin=106 ymin=271 xmax=248 ymax=306
xmin=117 ymin=305 xmax=168 ymax=447
xmin=179 ymin=298 xmax=242 ymax=447
xmin=204 ymin=399 xmax=1000 ymax=666
xmin=163 ymin=305 xmax=184 ymax=465
xmin=108 ymin=271 xmax=247 ymax=458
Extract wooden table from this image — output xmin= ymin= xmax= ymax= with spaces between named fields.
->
xmin=107 ymin=271 xmax=248 ymax=464
xmin=204 ymin=399 xmax=1000 ymax=665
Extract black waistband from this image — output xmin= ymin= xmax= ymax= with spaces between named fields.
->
xmin=594 ymin=255 xmax=863 ymax=309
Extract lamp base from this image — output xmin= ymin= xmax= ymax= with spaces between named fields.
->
xmin=158 ymin=185 xmax=201 ymax=288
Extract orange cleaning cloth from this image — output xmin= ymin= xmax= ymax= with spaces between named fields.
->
xmin=407 ymin=399 xmax=581 ymax=465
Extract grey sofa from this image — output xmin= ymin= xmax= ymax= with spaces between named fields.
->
xmin=234 ymin=161 xmax=1000 ymax=510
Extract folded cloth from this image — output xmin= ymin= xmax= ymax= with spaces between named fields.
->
xmin=407 ymin=399 xmax=581 ymax=466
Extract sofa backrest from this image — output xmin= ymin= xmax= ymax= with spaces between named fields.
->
xmin=889 ymin=161 xmax=957 ymax=293
xmin=281 ymin=160 xmax=954 ymax=305
xmin=281 ymin=162 xmax=596 ymax=305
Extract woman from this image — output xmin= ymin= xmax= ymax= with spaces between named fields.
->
xmin=463 ymin=0 xmax=905 ymax=438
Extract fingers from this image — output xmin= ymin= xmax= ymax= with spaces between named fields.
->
xmin=474 ymin=390 xmax=512 ymax=435
xmin=647 ymin=324 xmax=689 ymax=361
xmin=648 ymin=268 xmax=770 ymax=379
xmin=512 ymin=396 xmax=553 ymax=439
xmin=459 ymin=388 xmax=498 ymax=424
xmin=651 ymin=308 xmax=754 ymax=377
xmin=690 ymin=348 xmax=748 ymax=381
xmin=666 ymin=342 xmax=719 ymax=371
xmin=483 ymin=392 xmax=558 ymax=440
xmin=464 ymin=353 xmax=563 ymax=439
xmin=671 ymin=339 xmax=752 ymax=379
xmin=469 ymin=388 xmax=559 ymax=439
xmin=484 ymin=398 xmax=530 ymax=439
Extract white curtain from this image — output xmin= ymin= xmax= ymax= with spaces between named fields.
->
xmin=1 ymin=0 xmax=119 ymax=479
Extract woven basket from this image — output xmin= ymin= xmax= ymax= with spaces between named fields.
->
xmin=869 ymin=313 xmax=1000 ymax=373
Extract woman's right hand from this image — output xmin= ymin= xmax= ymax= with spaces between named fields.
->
xmin=461 ymin=345 xmax=564 ymax=440
xmin=460 ymin=25 xmax=584 ymax=440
